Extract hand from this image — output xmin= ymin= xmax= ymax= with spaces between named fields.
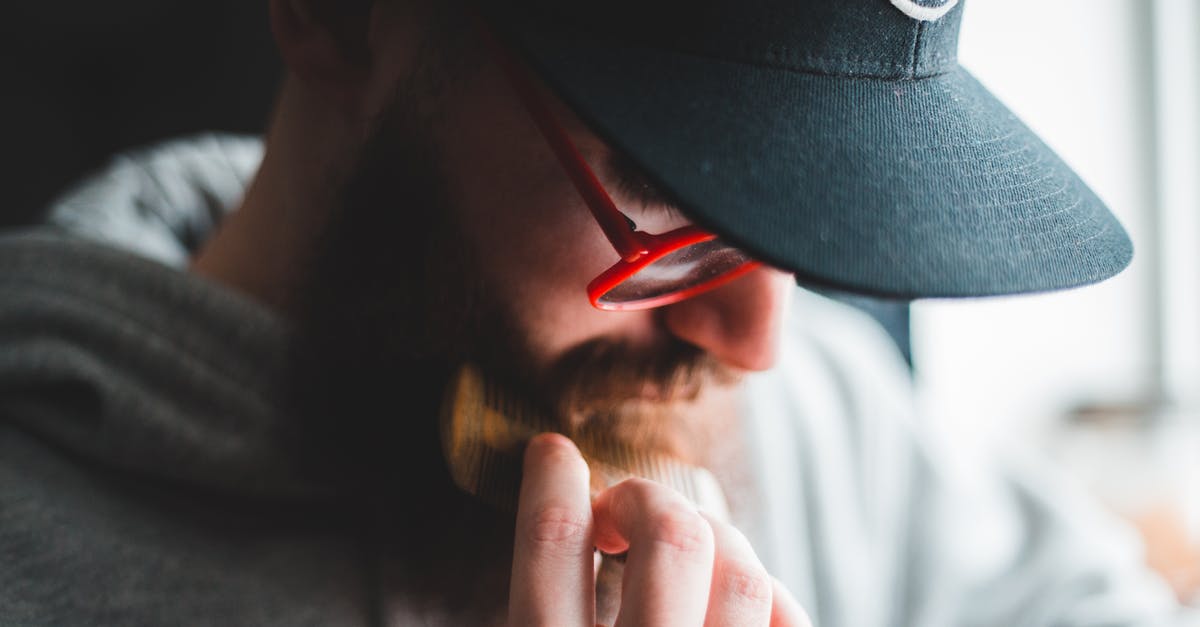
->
xmin=508 ymin=433 xmax=812 ymax=627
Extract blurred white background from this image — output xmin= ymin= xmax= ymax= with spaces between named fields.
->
xmin=911 ymin=0 xmax=1200 ymax=601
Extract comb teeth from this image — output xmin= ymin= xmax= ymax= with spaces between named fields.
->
xmin=441 ymin=364 xmax=540 ymax=512
xmin=440 ymin=363 xmax=731 ymax=522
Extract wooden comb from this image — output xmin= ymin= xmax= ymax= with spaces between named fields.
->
xmin=439 ymin=362 xmax=732 ymax=521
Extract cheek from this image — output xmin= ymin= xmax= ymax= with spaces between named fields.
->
xmin=497 ymin=235 xmax=673 ymax=368
xmin=431 ymin=76 xmax=657 ymax=363
xmin=441 ymin=110 xmax=606 ymax=313
xmin=479 ymin=217 xmax=654 ymax=367
xmin=474 ymin=208 xmax=640 ymax=364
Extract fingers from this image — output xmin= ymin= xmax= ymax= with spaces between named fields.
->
xmin=508 ymin=433 xmax=595 ymax=627
xmin=593 ymin=478 xmax=716 ymax=627
xmin=770 ymin=578 xmax=813 ymax=627
xmin=700 ymin=512 xmax=774 ymax=627
xmin=508 ymin=438 xmax=810 ymax=627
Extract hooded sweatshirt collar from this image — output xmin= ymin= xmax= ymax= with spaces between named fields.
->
xmin=0 ymin=134 xmax=329 ymax=500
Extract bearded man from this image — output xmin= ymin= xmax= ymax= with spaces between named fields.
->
xmin=0 ymin=0 xmax=1189 ymax=625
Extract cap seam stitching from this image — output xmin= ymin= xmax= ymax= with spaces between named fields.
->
xmin=908 ymin=21 xmax=925 ymax=79
xmin=759 ymin=50 xmax=957 ymax=75
xmin=679 ymin=43 xmax=959 ymax=81
xmin=506 ymin=24 xmax=958 ymax=81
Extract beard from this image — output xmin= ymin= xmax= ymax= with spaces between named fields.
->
xmin=283 ymin=92 xmax=744 ymax=611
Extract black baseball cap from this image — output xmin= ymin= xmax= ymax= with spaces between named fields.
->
xmin=477 ymin=0 xmax=1132 ymax=299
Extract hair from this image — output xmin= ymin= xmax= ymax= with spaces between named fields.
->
xmin=280 ymin=40 xmax=516 ymax=615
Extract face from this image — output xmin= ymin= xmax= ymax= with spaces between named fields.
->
xmin=426 ymin=47 xmax=796 ymax=381
xmin=290 ymin=10 xmax=794 ymax=463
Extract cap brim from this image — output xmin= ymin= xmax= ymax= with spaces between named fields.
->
xmin=500 ymin=23 xmax=1133 ymax=299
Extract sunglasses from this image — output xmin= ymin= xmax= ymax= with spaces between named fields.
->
xmin=477 ymin=21 xmax=761 ymax=311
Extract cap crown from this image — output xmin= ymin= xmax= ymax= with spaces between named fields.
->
xmin=498 ymin=0 xmax=963 ymax=79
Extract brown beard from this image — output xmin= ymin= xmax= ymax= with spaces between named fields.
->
xmin=526 ymin=338 xmax=741 ymax=465
xmin=283 ymin=91 xmax=746 ymax=617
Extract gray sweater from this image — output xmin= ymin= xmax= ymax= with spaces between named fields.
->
xmin=0 ymin=135 xmax=1190 ymax=626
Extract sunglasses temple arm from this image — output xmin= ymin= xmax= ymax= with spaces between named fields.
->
xmin=476 ymin=19 xmax=649 ymax=262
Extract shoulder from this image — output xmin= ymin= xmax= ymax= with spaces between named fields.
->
xmin=773 ymin=288 xmax=915 ymax=412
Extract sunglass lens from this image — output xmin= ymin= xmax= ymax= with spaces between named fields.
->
xmin=597 ymin=240 xmax=753 ymax=308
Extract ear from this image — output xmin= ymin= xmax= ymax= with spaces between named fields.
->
xmin=268 ymin=0 xmax=373 ymax=114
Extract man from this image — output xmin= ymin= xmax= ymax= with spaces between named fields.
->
xmin=0 ymin=0 xmax=1191 ymax=625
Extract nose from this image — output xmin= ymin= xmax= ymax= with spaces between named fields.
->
xmin=660 ymin=266 xmax=793 ymax=372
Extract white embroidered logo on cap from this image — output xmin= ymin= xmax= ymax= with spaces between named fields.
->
xmin=889 ymin=0 xmax=958 ymax=21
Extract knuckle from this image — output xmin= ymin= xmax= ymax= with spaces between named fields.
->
xmin=524 ymin=505 xmax=590 ymax=546
xmin=718 ymin=562 xmax=773 ymax=606
xmin=612 ymin=476 xmax=659 ymax=500
xmin=610 ymin=477 xmax=673 ymax=512
xmin=647 ymin=505 xmax=712 ymax=554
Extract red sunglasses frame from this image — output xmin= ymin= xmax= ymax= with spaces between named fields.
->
xmin=477 ymin=20 xmax=761 ymax=311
